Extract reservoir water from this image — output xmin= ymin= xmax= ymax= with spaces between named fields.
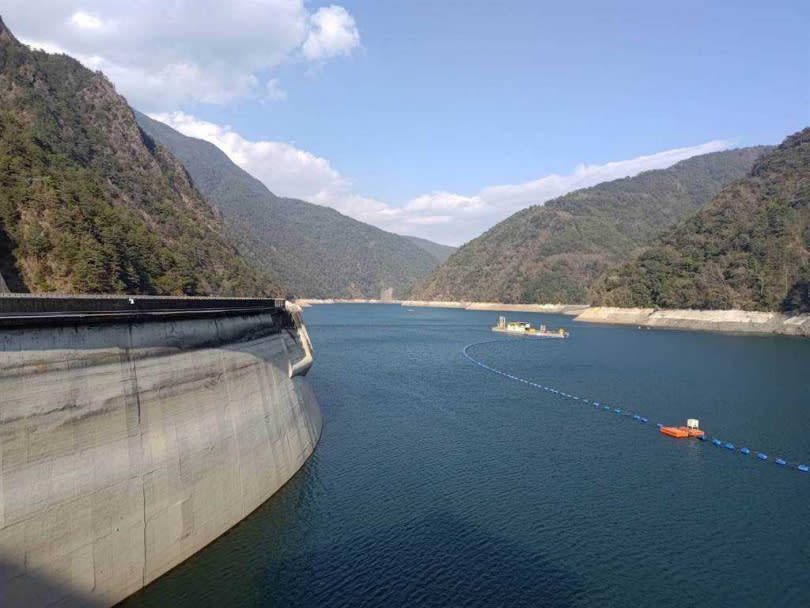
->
xmin=122 ymin=304 xmax=810 ymax=607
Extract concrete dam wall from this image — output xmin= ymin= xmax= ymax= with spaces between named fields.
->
xmin=0 ymin=296 xmax=322 ymax=606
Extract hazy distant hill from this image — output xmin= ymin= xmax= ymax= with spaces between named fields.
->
xmin=136 ymin=112 xmax=445 ymax=298
xmin=592 ymin=128 xmax=809 ymax=312
xmin=0 ymin=16 xmax=276 ymax=295
xmin=404 ymin=235 xmax=456 ymax=263
xmin=413 ymin=146 xmax=769 ymax=303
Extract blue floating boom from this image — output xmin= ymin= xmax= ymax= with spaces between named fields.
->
xmin=462 ymin=339 xmax=808 ymax=478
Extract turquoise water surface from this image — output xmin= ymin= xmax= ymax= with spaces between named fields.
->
xmin=123 ymin=304 xmax=810 ymax=607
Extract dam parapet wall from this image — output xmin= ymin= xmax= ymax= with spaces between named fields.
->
xmin=0 ymin=296 xmax=321 ymax=607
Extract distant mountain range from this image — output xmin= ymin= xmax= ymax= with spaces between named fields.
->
xmin=0 ymin=16 xmax=275 ymax=296
xmin=413 ymin=146 xmax=770 ymax=304
xmin=1 ymin=11 xmax=803 ymax=311
xmin=403 ymin=235 xmax=456 ymax=263
xmin=136 ymin=112 xmax=451 ymax=298
xmin=592 ymin=128 xmax=809 ymax=313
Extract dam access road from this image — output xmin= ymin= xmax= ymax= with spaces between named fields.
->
xmin=0 ymin=294 xmax=322 ymax=607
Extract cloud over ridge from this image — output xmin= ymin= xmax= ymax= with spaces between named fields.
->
xmin=8 ymin=0 xmax=361 ymax=109
xmin=152 ymin=112 xmax=730 ymax=246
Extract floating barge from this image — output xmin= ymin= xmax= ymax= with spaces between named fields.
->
xmin=660 ymin=418 xmax=705 ymax=439
xmin=492 ymin=316 xmax=569 ymax=338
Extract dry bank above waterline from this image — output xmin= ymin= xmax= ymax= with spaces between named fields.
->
xmin=297 ymin=299 xmax=810 ymax=338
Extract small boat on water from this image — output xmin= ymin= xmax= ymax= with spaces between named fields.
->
xmin=491 ymin=316 xmax=569 ymax=338
xmin=660 ymin=418 xmax=706 ymax=439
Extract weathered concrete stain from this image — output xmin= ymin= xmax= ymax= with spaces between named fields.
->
xmin=0 ymin=311 xmax=321 ymax=606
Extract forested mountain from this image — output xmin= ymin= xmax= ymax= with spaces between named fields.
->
xmin=592 ymin=128 xmax=810 ymax=312
xmin=413 ymin=146 xmax=769 ymax=303
xmin=0 ymin=16 xmax=276 ymax=295
xmin=136 ymin=112 xmax=445 ymax=298
xmin=404 ymin=235 xmax=456 ymax=263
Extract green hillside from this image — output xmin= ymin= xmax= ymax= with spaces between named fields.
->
xmin=592 ymin=128 xmax=810 ymax=312
xmin=135 ymin=111 xmax=445 ymax=298
xmin=404 ymin=235 xmax=456 ymax=263
xmin=0 ymin=16 xmax=276 ymax=296
xmin=413 ymin=146 xmax=768 ymax=303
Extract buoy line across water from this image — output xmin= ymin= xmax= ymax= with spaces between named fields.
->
xmin=463 ymin=339 xmax=809 ymax=476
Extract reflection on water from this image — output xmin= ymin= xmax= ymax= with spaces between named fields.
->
xmin=122 ymin=304 xmax=810 ymax=607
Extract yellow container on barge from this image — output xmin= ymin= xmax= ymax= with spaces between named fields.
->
xmin=491 ymin=316 xmax=569 ymax=338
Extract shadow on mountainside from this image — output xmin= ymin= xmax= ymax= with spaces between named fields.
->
xmin=0 ymin=220 xmax=27 ymax=293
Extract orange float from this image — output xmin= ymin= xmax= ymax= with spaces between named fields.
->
xmin=660 ymin=426 xmax=689 ymax=438
xmin=660 ymin=419 xmax=705 ymax=439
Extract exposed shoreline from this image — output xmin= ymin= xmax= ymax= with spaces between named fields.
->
xmin=575 ymin=307 xmax=810 ymax=337
xmin=296 ymin=298 xmax=810 ymax=337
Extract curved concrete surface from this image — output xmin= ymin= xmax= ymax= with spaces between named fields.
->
xmin=0 ymin=308 xmax=321 ymax=606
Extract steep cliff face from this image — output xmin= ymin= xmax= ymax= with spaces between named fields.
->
xmin=592 ymin=128 xmax=810 ymax=312
xmin=0 ymin=17 xmax=278 ymax=296
xmin=0 ymin=304 xmax=321 ymax=606
xmin=413 ymin=147 xmax=769 ymax=304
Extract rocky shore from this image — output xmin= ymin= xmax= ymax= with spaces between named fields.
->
xmin=575 ymin=307 xmax=810 ymax=337
xmin=296 ymin=298 xmax=809 ymax=337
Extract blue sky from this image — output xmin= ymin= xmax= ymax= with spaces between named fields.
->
xmin=7 ymin=0 xmax=809 ymax=244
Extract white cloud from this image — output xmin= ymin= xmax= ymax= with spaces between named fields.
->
xmin=302 ymin=5 xmax=360 ymax=60
xmin=6 ymin=1 xmax=359 ymax=109
xmin=150 ymin=112 xmax=730 ymax=247
xmin=405 ymin=192 xmax=486 ymax=212
xmin=151 ymin=112 xmax=349 ymax=203
xmin=69 ymin=11 xmax=104 ymax=30
xmin=265 ymin=78 xmax=288 ymax=102
xmin=390 ymin=140 xmax=731 ymax=244
xmin=476 ymin=142 xmax=732 ymax=209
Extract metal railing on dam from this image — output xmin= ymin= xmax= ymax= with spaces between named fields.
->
xmin=0 ymin=294 xmax=287 ymax=326
xmin=0 ymin=294 xmax=322 ymax=607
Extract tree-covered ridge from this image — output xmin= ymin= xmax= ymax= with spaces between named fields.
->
xmin=404 ymin=235 xmax=456 ymax=263
xmin=413 ymin=146 xmax=769 ymax=303
xmin=0 ymin=18 xmax=278 ymax=296
xmin=136 ymin=111 xmax=445 ymax=298
xmin=592 ymin=128 xmax=810 ymax=312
